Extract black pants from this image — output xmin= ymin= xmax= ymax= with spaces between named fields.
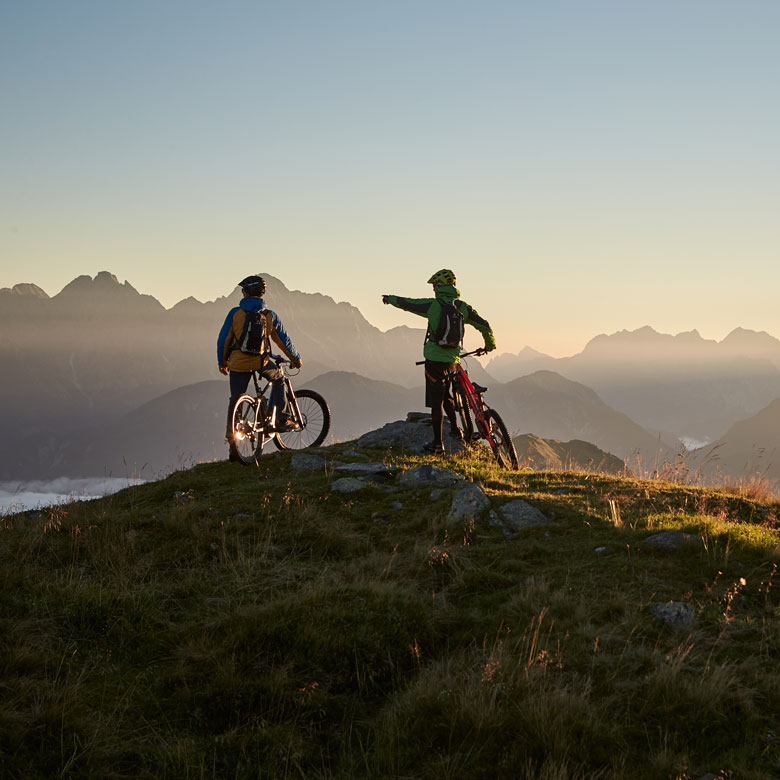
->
xmin=424 ymin=360 xmax=457 ymax=445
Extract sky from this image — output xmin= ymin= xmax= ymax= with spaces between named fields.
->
xmin=2 ymin=0 xmax=779 ymax=357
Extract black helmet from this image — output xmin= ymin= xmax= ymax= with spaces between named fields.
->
xmin=238 ymin=275 xmax=266 ymax=297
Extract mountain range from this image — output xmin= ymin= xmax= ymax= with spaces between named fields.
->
xmin=3 ymin=271 xmax=780 ymax=486
xmin=487 ymin=326 xmax=780 ymax=443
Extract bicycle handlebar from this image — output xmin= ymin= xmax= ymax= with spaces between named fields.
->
xmin=415 ymin=348 xmax=487 ymax=366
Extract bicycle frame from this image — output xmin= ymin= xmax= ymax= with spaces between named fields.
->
xmin=452 ymin=360 xmax=498 ymax=450
xmin=247 ymin=356 xmax=305 ymax=435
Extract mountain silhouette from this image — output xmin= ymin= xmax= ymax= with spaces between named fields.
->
xmin=487 ymin=326 xmax=780 ymax=442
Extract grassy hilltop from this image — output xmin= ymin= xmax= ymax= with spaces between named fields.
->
xmin=1 ymin=446 xmax=780 ymax=779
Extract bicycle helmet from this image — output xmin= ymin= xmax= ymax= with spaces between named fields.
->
xmin=427 ymin=269 xmax=456 ymax=286
xmin=238 ymin=275 xmax=266 ymax=297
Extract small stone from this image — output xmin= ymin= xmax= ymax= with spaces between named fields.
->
xmin=499 ymin=500 xmax=552 ymax=532
xmin=650 ymin=601 xmax=696 ymax=630
xmin=397 ymin=464 xmax=465 ymax=487
xmin=390 ymin=501 xmax=404 ymax=510
xmin=331 ymin=477 xmax=367 ymax=494
xmin=233 ymin=513 xmax=253 ymax=520
xmin=642 ymin=530 xmax=703 ymax=552
xmin=290 ymin=452 xmax=326 ymax=472
xmin=335 ymin=462 xmax=395 ymax=476
xmin=341 ymin=449 xmax=370 ymax=461
xmin=594 ymin=546 xmax=609 ymax=555
xmin=448 ymin=484 xmax=491 ymax=524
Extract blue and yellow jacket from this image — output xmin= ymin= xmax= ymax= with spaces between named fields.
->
xmin=384 ymin=284 xmax=495 ymax=363
xmin=217 ymin=297 xmax=301 ymax=372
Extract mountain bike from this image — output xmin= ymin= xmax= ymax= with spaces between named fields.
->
xmin=230 ymin=354 xmax=330 ymax=465
xmin=427 ymin=349 xmax=519 ymax=470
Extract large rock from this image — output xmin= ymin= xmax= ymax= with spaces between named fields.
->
xmin=357 ymin=414 xmax=468 ymax=455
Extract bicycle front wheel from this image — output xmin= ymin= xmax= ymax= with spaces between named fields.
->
xmin=231 ymin=394 xmax=266 ymax=465
xmin=452 ymin=386 xmax=475 ymax=442
xmin=273 ymin=389 xmax=331 ymax=451
xmin=485 ymin=409 xmax=519 ymax=470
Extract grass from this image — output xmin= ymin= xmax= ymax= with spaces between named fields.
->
xmin=1 ymin=443 xmax=780 ymax=779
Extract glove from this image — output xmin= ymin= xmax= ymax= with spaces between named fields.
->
xmin=382 ymin=295 xmax=390 ymax=304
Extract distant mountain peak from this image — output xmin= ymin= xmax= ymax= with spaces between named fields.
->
xmin=0 ymin=282 xmax=49 ymax=298
xmin=722 ymin=327 xmax=780 ymax=349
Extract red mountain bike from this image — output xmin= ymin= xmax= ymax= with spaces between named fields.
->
xmin=418 ymin=350 xmax=519 ymax=470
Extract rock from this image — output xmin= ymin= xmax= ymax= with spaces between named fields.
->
xmin=650 ymin=601 xmax=696 ymax=630
xmin=331 ymin=478 xmax=367 ymax=494
xmin=430 ymin=489 xmax=447 ymax=502
xmin=448 ymin=483 xmax=491 ymax=524
xmin=489 ymin=509 xmax=516 ymax=539
xmin=397 ymin=464 xmax=465 ymax=487
xmin=290 ymin=453 xmax=326 ymax=472
xmin=341 ymin=449 xmax=369 ymax=461
xmin=499 ymin=500 xmax=552 ymax=532
xmin=641 ymin=530 xmax=703 ymax=552
xmin=594 ymin=546 xmax=609 ymax=555
xmin=406 ymin=411 xmax=431 ymax=423
xmin=335 ymin=462 xmax=395 ymax=476
xmin=233 ymin=513 xmax=253 ymax=520
xmin=390 ymin=501 xmax=404 ymax=510
xmin=357 ymin=418 xmax=468 ymax=455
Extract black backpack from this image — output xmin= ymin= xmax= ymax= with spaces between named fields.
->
xmin=238 ymin=309 xmax=271 ymax=356
xmin=430 ymin=300 xmax=465 ymax=348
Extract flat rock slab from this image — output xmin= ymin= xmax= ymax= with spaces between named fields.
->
xmin=641 ymin=530 xmax=703 ymax=551
xmin=290 ymin=453 xmax=326 ymax=472
xmin=331 ymin=477 xmax=367 ymax=494
xmin=448 ymin=483 xmax=491 ymax=523
xmin=499 ymin=500 xmax=552 ymax=532
xmin=650 ymin=601 xmax=696 ymax=630
xmin=397 ymin=464 xmax=465 ymax=487
xmin=335 ymin=462 xmax=396 ymax=476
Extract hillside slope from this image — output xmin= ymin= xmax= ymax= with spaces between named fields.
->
xmin=2 ymin=445 xmax=778 ymax=779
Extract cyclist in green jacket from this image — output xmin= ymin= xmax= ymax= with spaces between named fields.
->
xmin=382 ymin=269 xmax=496 ymax=454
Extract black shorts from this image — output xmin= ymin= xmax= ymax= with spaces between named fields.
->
xmin=424 ymin=360 xmax=456 ymax=407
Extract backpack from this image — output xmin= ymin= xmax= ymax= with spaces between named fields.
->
xmin=238 ymin=309 xmax=271 ymax=356
xmin=430 ymin=300 xmax=465 ymax=348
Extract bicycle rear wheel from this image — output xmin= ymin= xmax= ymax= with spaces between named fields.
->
xmin=273 ymin=389 xmax=331 ymax=451
xmin=485 ymin=409 xmax=519 ymax=470
xmin=230 ymin=394 xmax=266 ymax=465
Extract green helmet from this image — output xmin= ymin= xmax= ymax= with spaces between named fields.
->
xmin=427 ymin=269 xmax=456 ymax=286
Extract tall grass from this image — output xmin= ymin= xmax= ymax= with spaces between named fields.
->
xmin=1 ymin=446 xmax=779 ymax=778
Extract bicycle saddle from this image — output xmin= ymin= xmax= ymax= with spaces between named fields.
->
xmin=472 ymin=383 xmax=488 ymax=394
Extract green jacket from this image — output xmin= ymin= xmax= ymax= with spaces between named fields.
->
xmin=384 ymin=284 xmax=496 ymax=363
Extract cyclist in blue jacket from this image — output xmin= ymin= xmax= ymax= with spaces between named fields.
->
xmin=217 ymin=275 xmax=302 ymax=459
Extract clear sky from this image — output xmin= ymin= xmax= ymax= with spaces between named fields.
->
xmin=2 ymin=0 xmax=779 ymax=356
